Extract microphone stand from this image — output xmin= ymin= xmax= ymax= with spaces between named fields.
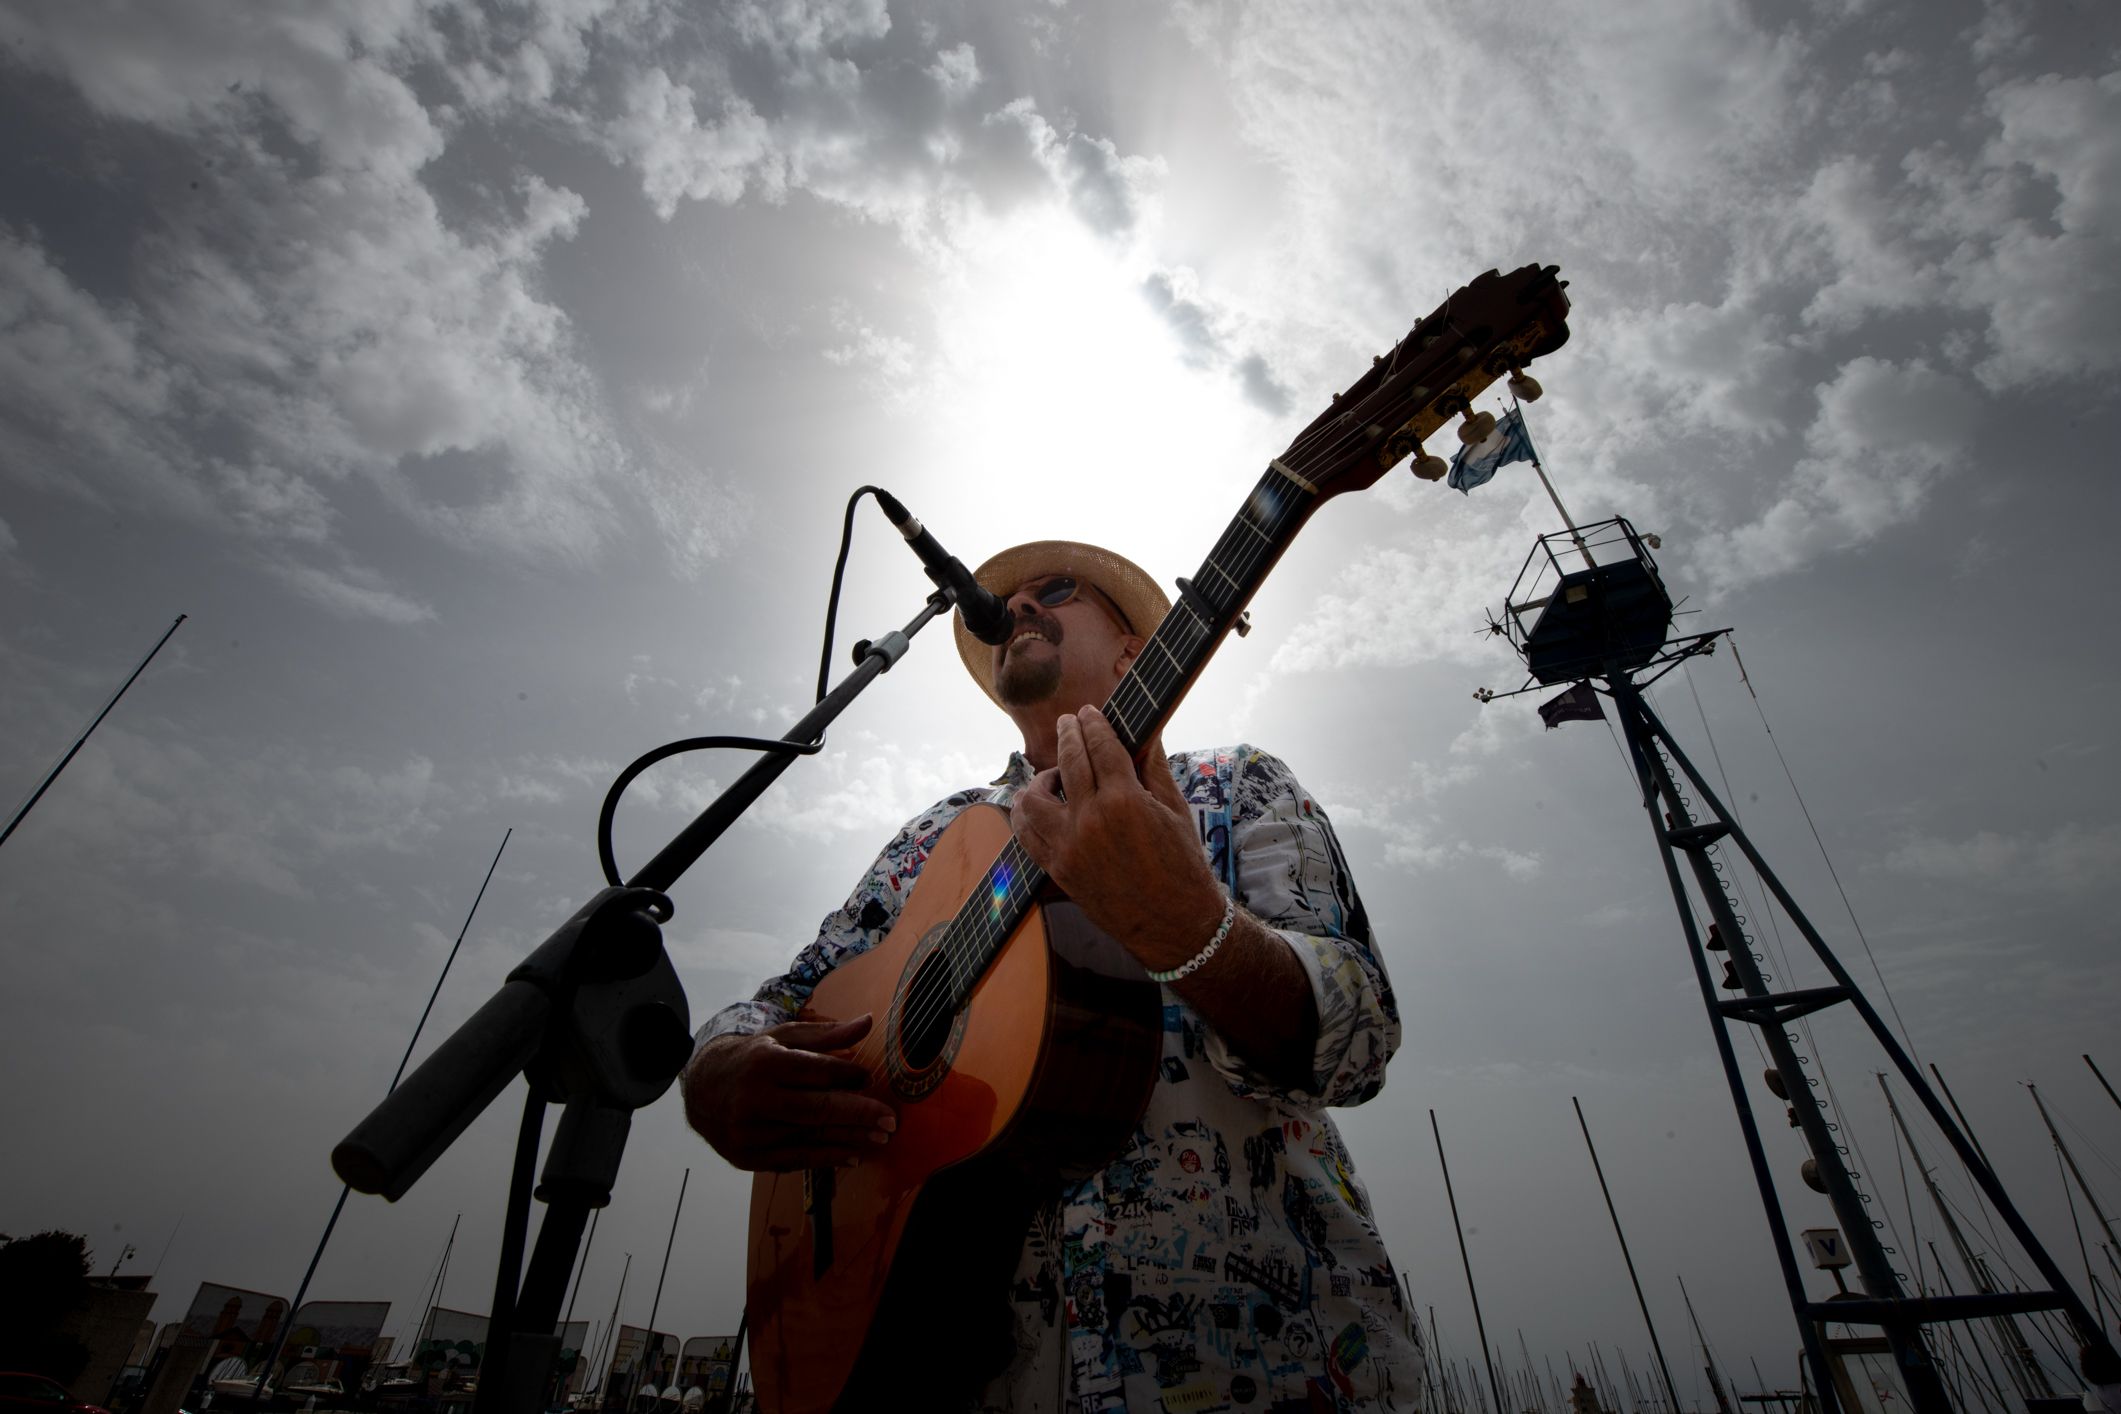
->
xmin=332 ymin=589 xmax=959 ymax=1413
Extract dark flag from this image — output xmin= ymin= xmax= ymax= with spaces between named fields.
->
xmin=1538 ymin=681 xmax=1604 ymax=729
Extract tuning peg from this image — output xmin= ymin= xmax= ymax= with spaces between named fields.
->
xmin=1457 ymin=409 xmax=1496 ymax=446
xmin=1507 ymin=366 xmax=1543 ymax=402
xmin=1404 ymin=434 xmax=1448 ymax=480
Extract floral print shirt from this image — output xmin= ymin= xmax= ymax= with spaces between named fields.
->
xmin=699 ymin=745 xmax=1422 ymax=1413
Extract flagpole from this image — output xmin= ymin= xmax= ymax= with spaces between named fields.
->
xmin=2 ymin=613 xmax=187 ymax=851
xmin=1512 ymin=400 xmax=1596 ymax=571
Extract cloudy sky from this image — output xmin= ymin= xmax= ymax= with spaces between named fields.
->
xmin=3 ymin=0 xmax=2118 ymax=1399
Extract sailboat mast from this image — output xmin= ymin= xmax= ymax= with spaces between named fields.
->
xmin=1432 ymin=1109 xmax=1506 ymax=1414
xmin=1677 ymin=1274 xmax=1733 ymax=1414
xmin=1875 ymin=1072 xmax=2049 ymax=1400
xmin=2085 ymin=1055 xmax=2121 ymax=1117
xmin=2029 ymin=1084 xmax=2121 ymax=1254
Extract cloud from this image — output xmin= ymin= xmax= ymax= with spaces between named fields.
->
xmin=0 ymin=227 xmax=192 ymax=512
xmin=1272 ymin=508 xmax=1543 ymax=673
xmin=990 ymin=98 xmax=1165 ymax=239
xmin=606 ymin=67 xmax=780 ymax=217
xmin=0 ymin=0 xmax=445 ymax=177
xmin=1882 ymin=823 xmax=2121 ymax=895
xmin=10 ymin=717 xmax=449 ymax=897
xmin=1691 ymin=357 xmax=1978 ymax=590
xmin=637 ymin=734 xmax=991 ymax=839
xmin=1326 ymin=776 xmax=1542 ymax=880
xmin=0 ymin=4 xmax=750 ymax=593
xmin=929 ymin=42 xmax=980 ymax=101
xmin=1959 ymin=69 xmax=2121 ymax=388
xmin=269 ymin=558 xmax=437 ymax=625
xmin=821 ymin=307 xmax=919 ymax=404
xmin=1139 ymin=267 xmax=1293 ymax=415
xmin=730 ymin=0 xmax=890 ymax=65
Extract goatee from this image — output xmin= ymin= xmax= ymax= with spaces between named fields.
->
xmin=994 ymin=615 xmax=1064 ymax=707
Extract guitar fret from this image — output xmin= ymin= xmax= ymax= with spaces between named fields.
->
xmin=1207 ymin=558 xmax=1241 ymax=591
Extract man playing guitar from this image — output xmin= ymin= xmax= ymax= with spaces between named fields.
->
xmin=683 ymin=537 xmax=1421 ymax=1412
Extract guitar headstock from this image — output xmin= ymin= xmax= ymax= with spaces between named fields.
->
xmin=1282 ymin=263 xmax=1570 ymax=497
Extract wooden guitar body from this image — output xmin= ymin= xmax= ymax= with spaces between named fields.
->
xmin=746 ymin=804 xmax=1162 ymax=1413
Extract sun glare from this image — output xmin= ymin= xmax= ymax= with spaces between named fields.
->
xmin=915 ymin=206 xmax=1282 ymax=578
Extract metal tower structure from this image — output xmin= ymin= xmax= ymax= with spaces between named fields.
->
xmin=1478 ymin=516 xmax=2115 ymax=1414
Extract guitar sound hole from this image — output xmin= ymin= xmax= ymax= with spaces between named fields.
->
xmin=898 ymin=950 xmax=958 ymax=1070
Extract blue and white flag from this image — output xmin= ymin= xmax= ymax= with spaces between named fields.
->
xmin=1447 ymin=407 xmax=1538 ymax=493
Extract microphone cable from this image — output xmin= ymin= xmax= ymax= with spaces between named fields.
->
xmin=595 ymin=485 xmax=895 ymax=887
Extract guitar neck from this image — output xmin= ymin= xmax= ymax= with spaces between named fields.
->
xmin=942 ymin=463 xmax=1321 ymax=1001
xmin=1101 ymin=462 xmax=1319 ymax=756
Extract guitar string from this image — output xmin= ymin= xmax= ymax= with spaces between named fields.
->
xmin=840 ymin=307 xmax=1531 ymax=1086
xmin=842 ymin=356 xmax=1431 ymax=1083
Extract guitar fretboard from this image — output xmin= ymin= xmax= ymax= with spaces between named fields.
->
xmin=933 ymin=462 xmax=1320 ymax=1006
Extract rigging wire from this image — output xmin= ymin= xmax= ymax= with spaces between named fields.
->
xmin=1677 ymin=658 xmax=1936 ymax=1289
xmin=2058 ymin=1145 xmax=2109 ymax=1329
xmin=1727 ymin=634 xmax=1923 ymax=1068
xmin=2055 ymin=1100 xmax=2121 ymax=1188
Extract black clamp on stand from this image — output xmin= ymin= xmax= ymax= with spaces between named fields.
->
xmin=332 ymin=587 xmax=958 ymax=1413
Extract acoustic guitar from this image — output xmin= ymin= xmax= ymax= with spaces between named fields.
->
xmin=747 ymin=263 xmax=1573 ymax=1411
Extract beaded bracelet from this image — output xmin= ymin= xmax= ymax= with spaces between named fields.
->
xmin=1147 ymin=894 xmax=1237 ymax=983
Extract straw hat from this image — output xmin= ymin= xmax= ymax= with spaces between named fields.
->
xmin=953 ymin=539 xmax=1173 ymax=705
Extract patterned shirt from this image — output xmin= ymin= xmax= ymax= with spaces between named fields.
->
xmin=699 ymin=745 xmax=1423 ymax=1412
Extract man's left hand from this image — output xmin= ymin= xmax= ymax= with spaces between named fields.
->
xmin=1009 ymin=705 xmax=1226 ymax=972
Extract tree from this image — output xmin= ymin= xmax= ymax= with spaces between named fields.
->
xmin=0 ymin=1230 xmax=94 ymax=1382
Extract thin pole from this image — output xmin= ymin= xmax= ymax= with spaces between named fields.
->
xmin=643 ymin=1168 xmax=690 ymax=1392
xmin=1432 ymin=1110 xmax=1506 ymax=1414
xmin=148 ymin=1214 xmax=184 ymax=1281
xmin=1679 ymin=1274 xmax=1734 ymax=1414
xmin=1878 ymin=1071 xmax=2044 ymax=1399
xmin=1521 ymin=1329 xmax=1549 ymax=1414
xmin=1511 ymin=402 xmax=1595 ymax=571
xmin=2 ymin=614 xmax=186 ymax=850
xmin=2087 ymin=1055 xmax=2121 ymax=1116
xmin=713 ymin=1309 xmax=749 ymax=1414
xmin=1433 ymin=1306 xmax=1455 ymax=1414
xmin=1926 ymin=1062 xmax=1995 ymax=1177
xmin=1417 ymin=1283 xmax=1446 ymax=1414
xmin=2028 ymin=1084 xmax=2121 ymax=1255
xmin=597 ymin=1253 xmax=631 ymax=1396
xmin=564 ymin=1207 xmax=600 ymax=1331
xmin=419 ymin=1214 xmax=462 ymax=1355
xmin=2056 ymin=1142 xmax=2108 ymax=1327
xmin=1929 ymin=1248 xmax=2008 ymax=1414
xmin=248 ymin=830 xmax=512 ymax=1400
xmin=1574 ymin=1097 xmax=1682 ymax=1414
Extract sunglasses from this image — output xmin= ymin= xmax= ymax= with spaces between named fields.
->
xmin=1018 ymin=576 xmax=1132 ymax=632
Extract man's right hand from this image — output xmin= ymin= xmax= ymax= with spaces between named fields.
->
xmin=681 ymin=1015 xmax=898 ymax=1171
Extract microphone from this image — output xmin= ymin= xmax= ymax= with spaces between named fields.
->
xmin=872 ymin=490 xmax=1015 ymax=645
